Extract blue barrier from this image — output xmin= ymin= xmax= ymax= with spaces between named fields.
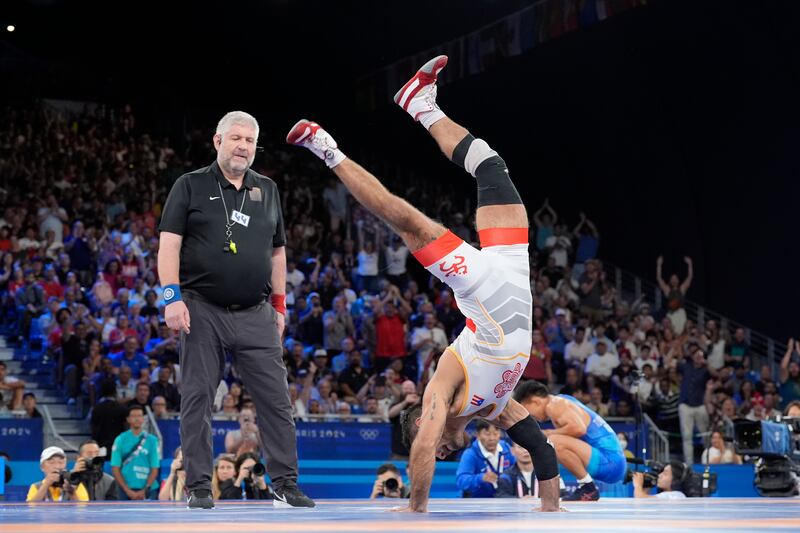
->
xmin=691 ymin=464 xmax=759 ymax=497
xmin=158 ymin=419 xmax=642 ymax=461
xmin=0 ymin=416 xmax=763 ymax=501
xmin=0 ymin=459 xmax=768 ymax=501
xmin=157 ymin=420 xmax=392 ymax=460
xmin=0 ymin=418 xmax=43 ymax=461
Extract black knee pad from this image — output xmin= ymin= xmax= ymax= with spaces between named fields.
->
xmin=451 ymin=133 xmax=475 ymax=169
xmin=475 ymin=156 xmax=522 ymax=207
xmin=507 ymin=416 xmax=559 ymax=481
xmin=450 ymin=134 xmax=522 ymax=207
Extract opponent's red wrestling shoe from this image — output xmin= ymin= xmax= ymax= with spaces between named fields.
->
xmin=393 ymin=55 xmax=448 ymax=128
xmin=286 ymin=119 xmax=346 ymax=168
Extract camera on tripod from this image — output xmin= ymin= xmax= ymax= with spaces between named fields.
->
xmin=733 ymin=416 xmax=800 ymax=497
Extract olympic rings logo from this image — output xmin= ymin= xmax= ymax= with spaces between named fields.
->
xmin=359 ymin=429 xmax=380 ymax=441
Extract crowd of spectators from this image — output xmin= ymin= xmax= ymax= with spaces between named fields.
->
xmin=1 ymin=101 xmax=800 ymax=470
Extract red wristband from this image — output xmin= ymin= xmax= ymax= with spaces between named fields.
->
xmin=270 ymin=294 xmax=286 ymax=315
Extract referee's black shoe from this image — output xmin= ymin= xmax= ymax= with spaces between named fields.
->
xmin=187 ymin=489 xmax=215 ymax=509
xmin=272 ymin=481 xmax=315 ymax=508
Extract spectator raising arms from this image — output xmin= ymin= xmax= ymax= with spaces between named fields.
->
xmin=779 ymin=339 xmax=800 ymax=408
xmin=656 ymin=255 xmax=693 ymax=335
xmin=532 ymin=198 xmax=558 ymax=251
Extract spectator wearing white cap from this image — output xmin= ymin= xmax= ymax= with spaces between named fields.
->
xmin=27 ymin=446 xmax=89 ymax=502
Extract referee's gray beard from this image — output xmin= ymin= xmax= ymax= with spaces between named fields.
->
xmin=220 ymin=156 xmax=252 ymax=177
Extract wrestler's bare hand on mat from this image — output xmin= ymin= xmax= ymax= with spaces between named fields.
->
xmin=534 ymin=505 xmax=568 ymax=512
xmin=389 ymin=506 xmax=423 ymax=513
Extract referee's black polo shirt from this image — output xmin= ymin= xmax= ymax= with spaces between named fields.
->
xmin=158 ymin=161 xmax=286 ymax=308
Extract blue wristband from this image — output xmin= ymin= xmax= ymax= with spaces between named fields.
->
xmin=163 ymin=284 xmax=182 ymax=305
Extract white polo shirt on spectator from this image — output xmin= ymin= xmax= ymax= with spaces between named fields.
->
xmin=585 ymin=351 xmax=620 ymax=379
xmin=385 ymin=245 xmax=409 ymax=277
xmin=565 ymin=338 xmax=594 ymax=365
xmin=287 ymin=267 xmax=305 ymax=289
xmin=357 ymin=250 xmax=379 ymax=276
xmin=39 ymin=206 xmax=67 ymax=242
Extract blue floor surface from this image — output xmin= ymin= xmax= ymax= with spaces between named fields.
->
xmin=1 ymin=497 xmax=799 ymax=533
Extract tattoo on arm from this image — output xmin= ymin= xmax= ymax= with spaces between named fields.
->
xmin=430 ymin=393 xmax=436 ymax=420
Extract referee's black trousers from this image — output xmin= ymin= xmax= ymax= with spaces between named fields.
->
xmin=179 ymin=291 xmax=298 ymax=493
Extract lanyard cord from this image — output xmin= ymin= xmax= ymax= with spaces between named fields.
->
xmin=483 ymin=450 xmax=504 ymax=475
xmin=218 ymin=181 xmax=246 ymax=242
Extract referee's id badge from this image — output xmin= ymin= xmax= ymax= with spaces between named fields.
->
xmin=231 ymin=210 xmax=250 ymax=227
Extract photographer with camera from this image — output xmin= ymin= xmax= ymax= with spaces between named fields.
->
xmin=632 ymin=460 xmax=688 ymax=499
xmin=219 ymin=452 xmax=271 ymax=500
xmin=158 ymin=447 xmax=186 ymax=501
xmin=369 ymin=463 xmax=409 ymax=499
xmin=26 ymin=447 xmax=89 ymax=502
xmin=69 ymin=440 xmax=117 ymax=500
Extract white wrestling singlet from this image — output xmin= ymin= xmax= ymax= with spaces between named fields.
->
xmin=413 ymin=227 xmax=532 ymax=420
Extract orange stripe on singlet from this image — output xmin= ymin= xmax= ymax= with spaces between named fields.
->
xmin=412 ymin=231 xmax=463 ymax=268
xmin=478 ymin=227 xmax=528 ymax=247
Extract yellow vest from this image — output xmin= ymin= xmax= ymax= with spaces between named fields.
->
xmin=26 ymin=482 xmax=89 ymax=502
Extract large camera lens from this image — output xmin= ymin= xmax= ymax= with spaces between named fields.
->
xmin=383 ymin=477 xmax=399 ymax=491
xmin=251 ymin=463 xmax=266 ymax=477
xmin=69 ymin=471 xmax=83 ymax=485
xmin=642 ymin=472 xmax=659 ymax=489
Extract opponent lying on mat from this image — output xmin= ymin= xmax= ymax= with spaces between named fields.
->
xmin=288 ymin=55 xmax=561 ymax=512
xmin=515 ymin=381 xmax=626 ymax=501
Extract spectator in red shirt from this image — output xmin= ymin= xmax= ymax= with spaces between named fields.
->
xmin=102 ymin=259 xmax=123 ymax=295
xmin=109 ymin=313 xmax=139 ymax=347
xmin=120 ymin=249 xmax=143 ymax=290
xmin=0 ymin=227 xmax=12 ymax=252
xmin=8 ymin=267 xmax=25 ymax=295
xmin=39 ymin=266 xmax=64 ymax=301
xmin=523 ymin=329 xmax=553 ymax=386
xmin=374 ymin=286 xmax=411 ymax=374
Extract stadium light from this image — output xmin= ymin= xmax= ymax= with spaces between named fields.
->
xmin=6 ymin=25 xmax=14 ymax=32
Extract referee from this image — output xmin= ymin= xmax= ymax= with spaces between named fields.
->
xmin=157 ymin=111 xmax=314 ymax=509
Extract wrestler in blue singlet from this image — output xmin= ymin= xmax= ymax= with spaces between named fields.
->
xmin=558 ymin=394 xmax=626 ymax=483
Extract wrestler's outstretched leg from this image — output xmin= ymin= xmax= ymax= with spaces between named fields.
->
xmin=393 ymin=55 xmax=528 ymax=238
xmin=286 ymin=120 xmax=445 ymax=253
